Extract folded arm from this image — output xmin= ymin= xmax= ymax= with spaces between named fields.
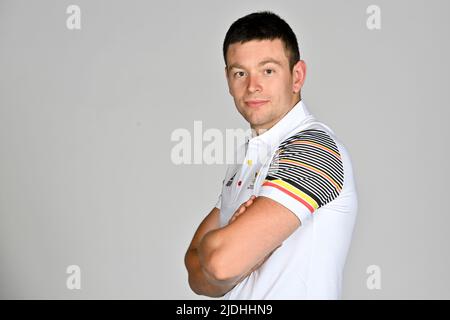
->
xmin=195 ymin=196 xmax=301 ymax=286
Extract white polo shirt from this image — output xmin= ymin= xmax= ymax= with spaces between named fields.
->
xmin=214 ymin=100 xmax=357 ymax=299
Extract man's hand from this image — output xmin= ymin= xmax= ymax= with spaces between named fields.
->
xmin=228 ymin=195 xmax=256 ymax=224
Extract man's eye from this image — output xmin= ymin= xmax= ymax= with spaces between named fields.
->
xmin=234 ymin=71 xmax=245 ymax=78
xmin=264 ymin=69 xmax=274 ymax=75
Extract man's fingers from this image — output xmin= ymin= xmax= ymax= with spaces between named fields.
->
xmin=228 ymin=196 xmax=258 ymax=225
xmin=228 ymin=205 xmax=246 ymax=224
xmin=229 ymin=211 xmax=242 ymax=224
xmin=244 ymin=195 xmax=256 ymax=207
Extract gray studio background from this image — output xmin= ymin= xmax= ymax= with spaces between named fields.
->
xmin=1 ymin=0 xmax=449 ymax=299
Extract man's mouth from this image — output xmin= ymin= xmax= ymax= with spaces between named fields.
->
xmin=245 ymin=99 xmax=270 ymax=108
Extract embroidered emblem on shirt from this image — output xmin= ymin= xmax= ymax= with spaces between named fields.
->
xmin=247 ymin=171 xmax=259 ymax=190
xmin=226 ymin=172 xmax=236 ymax=187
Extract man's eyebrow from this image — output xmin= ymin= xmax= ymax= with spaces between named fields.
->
xmin=227 ymin=58 xmax=283 ymax=71
xmin=227 ymin=63 xmax=245 ymax=71
xmin=258 ymin=58 xmax=283 ymax=67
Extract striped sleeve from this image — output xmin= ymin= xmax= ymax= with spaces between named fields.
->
xmin=258 ymin=129 xmax=344 ymax=223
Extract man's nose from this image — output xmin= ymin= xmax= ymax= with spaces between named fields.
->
xmin=247 ymin=74 xmax=262 ymax=93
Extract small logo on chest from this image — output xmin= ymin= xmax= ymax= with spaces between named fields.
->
xmin=226 ymin=172 xmax=236 ymax=187
xmin=247 ymin=171 xmax=259 ymax=190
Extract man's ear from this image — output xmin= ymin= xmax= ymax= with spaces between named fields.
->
xmin=292 ymin=60 xmax=306 ymax=93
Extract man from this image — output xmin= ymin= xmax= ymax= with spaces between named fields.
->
xmin=184 ymin=11 xmax=357 ymax=299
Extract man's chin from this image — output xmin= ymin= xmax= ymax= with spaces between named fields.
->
xmin=239 ymin=109 xmax=270 ymax=128
xmin=247 ymin=119 xmax=270 ymax=132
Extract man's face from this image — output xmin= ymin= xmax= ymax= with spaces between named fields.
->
xmin=225 ymin=39 xmax=305 ymax=133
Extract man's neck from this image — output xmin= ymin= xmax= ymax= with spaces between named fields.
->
xmin=251 ymin=96 xmax=301 ymax=136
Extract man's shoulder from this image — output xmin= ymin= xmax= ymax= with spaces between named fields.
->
xmin=270 ymin=124 xmax=355 ymax=190
xmin=281 ymin=127 xmax=337 ymax=145
xmin=278 ymin=126 xmax=343 ymax=156
xmin=269 ymin=125 xmax=348 ymax=182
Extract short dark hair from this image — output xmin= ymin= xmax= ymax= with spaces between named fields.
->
xmin=223 ymin=11 xmax=300 ymax=70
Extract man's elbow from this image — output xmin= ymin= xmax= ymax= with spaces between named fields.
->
xmin=203 ymin=249 xmax=241 ymax=284
xmin=199 ymin=231 xmax=243 ymax=283
xmin=188 ymin=275 xmax=227 ymax=298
